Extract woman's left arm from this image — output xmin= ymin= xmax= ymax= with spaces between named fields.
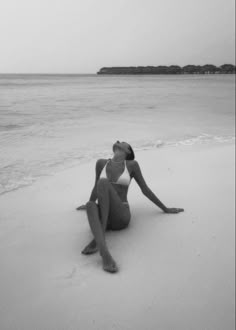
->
xmin=132 ymin=160 xmax=184 ymax=214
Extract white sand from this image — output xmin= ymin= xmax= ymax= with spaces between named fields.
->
xmin=0 ymin=143 xmax=235 ymax=330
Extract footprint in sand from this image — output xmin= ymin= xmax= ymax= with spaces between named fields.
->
xmin=50 ymin=259 xmax=98 ymax=288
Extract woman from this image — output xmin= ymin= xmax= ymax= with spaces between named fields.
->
xmin=77 ymin=140 xmax=184 ymax=273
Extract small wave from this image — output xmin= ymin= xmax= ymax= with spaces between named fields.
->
xmin=133 ymin=134 xmax=235 ymax=152
xmin=167 ymin=134 xmax=235 ymax=147
xmin=0 ymin=124 xmax=24 ymax=132
xmin=0 ymin=176 xmax=36 ymax=196
xmin=133 ymin=140 xmax=165 ymax=151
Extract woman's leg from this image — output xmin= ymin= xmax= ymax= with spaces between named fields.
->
xmin=97 ymin=178 xmax=131 ymax=231
xmin=85 ymin=200 xmax=117 ymax=273
xmin=82 ymin=178 xmax=131 ymax=272
xmin=81 ymin=237 xmax=98 ymax=255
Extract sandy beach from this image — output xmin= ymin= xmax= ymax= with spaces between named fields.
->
xmin=0 ymin=142 xmax=235 ymax=330
xmin=1 ymin=0 xmax=235 ymax=328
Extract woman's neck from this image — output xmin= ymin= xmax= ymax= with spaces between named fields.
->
xmin=111 ymin=156 xmax=125 ymax=163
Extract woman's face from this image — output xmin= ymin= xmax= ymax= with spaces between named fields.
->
xmin=113 ymin=140 xmax=131 ymax=157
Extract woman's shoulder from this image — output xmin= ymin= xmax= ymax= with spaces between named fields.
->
xmin=96 ymin=158 xmax=109 ymax=167
xmin=96 ymin=158 xmax=138 ymax=166
xmin=126 ymin=159 xmax=139 ymax=174
xmin=126 ymin=159 xmax=138 ymax=166
xmin=94 ymin=158 xmax=109 ymax=174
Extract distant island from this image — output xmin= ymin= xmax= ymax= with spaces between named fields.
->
xmin=97 ymin=64 xmax=235 ymax=75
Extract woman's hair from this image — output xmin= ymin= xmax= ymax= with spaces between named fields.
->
xmin=126 ymin=144 xmax=135 ymax=160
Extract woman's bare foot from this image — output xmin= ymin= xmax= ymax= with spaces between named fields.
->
xmin=101 ymin=252 xmax=118 ymax=273
xmin=81 ymin=239 xmax=98 ymax=255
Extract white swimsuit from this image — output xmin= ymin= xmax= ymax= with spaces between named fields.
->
xmin=99 ymin=159 xmax=131 ymax=187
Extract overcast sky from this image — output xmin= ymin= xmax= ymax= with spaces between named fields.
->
xmin=0 ymin=0 xmax=235 ymax=73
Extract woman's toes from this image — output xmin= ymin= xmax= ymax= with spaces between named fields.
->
xmin=103 ymin=263 xmax=118 ymax=273
xmin=102 ymin=255 xmax=118 ymax=273
xmin=81 ymin=241 xmax=98 ymax=255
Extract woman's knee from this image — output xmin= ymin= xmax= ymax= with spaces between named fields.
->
xmin=97 ymin=178 xmax=110 ymax=193
xmin=85 ymin=201 xmax=101 ymax=220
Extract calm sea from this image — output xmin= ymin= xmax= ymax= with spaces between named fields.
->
xmin=0 ymin=74 xmax=235 ymax=195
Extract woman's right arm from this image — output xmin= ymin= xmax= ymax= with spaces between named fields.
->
xmin=88 ymin=162 xmax=99 ymax=202
xmin=76 ymin=159 xmax=103 ymax=210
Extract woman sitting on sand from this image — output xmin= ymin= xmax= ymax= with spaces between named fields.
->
xmin=77 ymin=140 xmax=184 ymax=273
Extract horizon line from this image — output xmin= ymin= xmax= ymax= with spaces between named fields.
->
xmin=0 ymin=72 xmax=95 ymax=75
xmin=1 ymin=63 xmax=235 ymax=75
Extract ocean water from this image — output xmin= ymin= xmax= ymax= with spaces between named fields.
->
xmin=0 ymin=74 xmax=235 ymax=195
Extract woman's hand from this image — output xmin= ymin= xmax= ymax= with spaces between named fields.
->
xmin=164 ymin=207 xmax=184 ymax=214
xmin=76 ymin=204 xmax=87 ymax=211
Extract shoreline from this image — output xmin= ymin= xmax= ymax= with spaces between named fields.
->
xmin=0 ymin=136 xmax=235 ymax=197
xmin=0 ymin=141 xmax=235 ymax=330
